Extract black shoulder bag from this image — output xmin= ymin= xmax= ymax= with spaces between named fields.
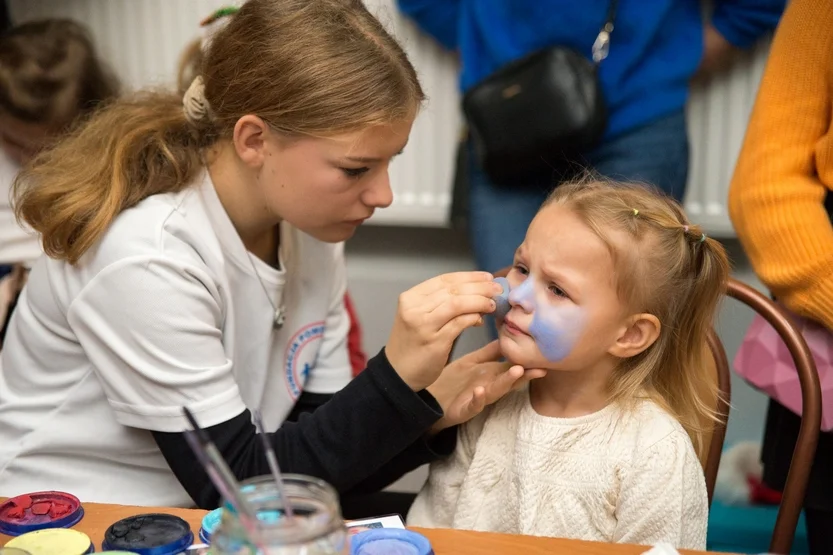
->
xmin=462 ymin=1 xmax=617 ymax=186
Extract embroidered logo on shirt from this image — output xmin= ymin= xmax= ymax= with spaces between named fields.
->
xmin=284 ymin=321 xmax=325 ymax=400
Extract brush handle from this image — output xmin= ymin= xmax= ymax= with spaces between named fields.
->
xmin=264 ymin=447 xmax=295 ymax=520
xmin=253 ymin=410 xmax=295 ymax=521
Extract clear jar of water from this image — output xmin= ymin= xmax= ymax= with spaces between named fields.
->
xmin=209 ymin=474 xmax=347 ymax=555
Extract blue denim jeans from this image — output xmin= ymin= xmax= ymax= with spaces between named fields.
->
xmin=467 ymin=110 xmax=689 ymax=336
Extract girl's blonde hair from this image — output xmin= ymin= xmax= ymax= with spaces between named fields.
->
xmin=176 ymin=7 xmax=238 ymax=95
xmin=14 ymin=0 xmax=424 ymax=264
xmin=546 ymin=178 xmax=730 ymax=460
xmin=0 ymin=18 xmax=119 ymax=127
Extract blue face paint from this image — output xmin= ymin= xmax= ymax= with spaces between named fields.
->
xmin=506 ymin=274 xmax=584 ymax=362
xmin=507 ymin=275 xmax=535 ymax=308
xmin=529 ymin=310 xmax=579 ymax=362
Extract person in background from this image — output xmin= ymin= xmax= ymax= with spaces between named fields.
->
xmin=729 ymin=1 xmax=833 ymax=553
xmin=0 ymin=18 xmax=119 ymax=340
xmin=396 ymin=0 xmax=785 ymax=287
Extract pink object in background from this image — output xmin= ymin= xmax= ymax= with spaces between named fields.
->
xmin=734 ymin=311 xmax=833 ymax=431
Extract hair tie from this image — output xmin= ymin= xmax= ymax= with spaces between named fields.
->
xmin=699 ymin=233 xmax=707 ymax=243
xmin=183 ymin=76 xmax=210 ymax=124
xmin=632 ymin=208 xmax=639 ymax=217
xmin=683 ymin=225 xmax=689 ymax=233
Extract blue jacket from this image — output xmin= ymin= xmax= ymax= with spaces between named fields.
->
xmin=396 ymin=0 xmax=785 ymax=139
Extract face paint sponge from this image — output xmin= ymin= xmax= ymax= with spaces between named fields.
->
xmin=493 ymin=277 xmax=511 ymax=319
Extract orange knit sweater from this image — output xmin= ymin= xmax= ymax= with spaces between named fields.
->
xmin=729 ymin=0 xmax=833 ymax=330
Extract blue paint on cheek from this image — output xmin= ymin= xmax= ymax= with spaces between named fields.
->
xmin=508 ymin=276 xmax=535 ymax=305
xmin=503 ymin=275 xmax=580 ymax=362
xmin=529 ymin=311 xmax=576 ymax=362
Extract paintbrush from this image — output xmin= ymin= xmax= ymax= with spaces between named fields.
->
xmin=182 ymin=407 xmax=256 ymax=518
xmin=182 ymin=407 xmax=267 ymax=549
xmin=253 ymin=410 xmax=295 ymax=523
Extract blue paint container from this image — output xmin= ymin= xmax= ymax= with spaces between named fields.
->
xmin=197 ymin=508 xmax=222 ymax=544
xmin=202 ymin=492 xmax=284 ymax=545
xmin=221 ymin=485 xmax=283 ymax=524
xmin=101 ymin=514 xmax=193 ymax=555
xmin=350 ymin=529 xmax=434 ymax=555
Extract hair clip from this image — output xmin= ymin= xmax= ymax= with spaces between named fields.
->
xmin=200 ymin=6 xmax=239 ymax=27
xmin=699 ymin=233 xmax=707 ymax=243
xmin=632 ymin=208 xmax=639 ymax=217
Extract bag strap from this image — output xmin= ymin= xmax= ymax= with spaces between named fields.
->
xmin=592 ymin=0 xmax=618 ymax=64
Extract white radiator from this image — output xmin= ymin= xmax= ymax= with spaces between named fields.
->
xmin=8 ymin=0 xmax=767 ymax=236
xmin=685 ymin=40 xmax=770 ymax=237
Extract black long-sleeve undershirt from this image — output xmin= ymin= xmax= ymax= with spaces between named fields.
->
xmin=151 ymin=349 xmax=456 ymax=509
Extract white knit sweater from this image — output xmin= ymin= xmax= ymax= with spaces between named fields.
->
xmin=408 ymin=389 xmax=708 ymax=550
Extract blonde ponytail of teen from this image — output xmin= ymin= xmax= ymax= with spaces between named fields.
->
xmin=14 ymin=93 xmax=205 ymax=263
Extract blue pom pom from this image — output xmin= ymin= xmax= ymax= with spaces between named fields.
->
xmin=493 ymin=277 xmax=510 ymax=319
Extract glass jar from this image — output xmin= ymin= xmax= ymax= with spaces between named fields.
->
xmin=209 ymin=474 xmax=347 ymax=555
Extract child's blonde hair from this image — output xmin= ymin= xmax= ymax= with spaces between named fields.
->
xmin=545 ymin=177 xmax=730 ymax=459
xmin=14 ymin=0 xmax=424 ymax=265
xmin=0 ymin=19 xmax=119 ymax=127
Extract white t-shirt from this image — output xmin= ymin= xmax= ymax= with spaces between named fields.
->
xmin=0 ymin=149 xmax=42 ymax=266
xmin=0 ymin=170 xmax=353 ymax=506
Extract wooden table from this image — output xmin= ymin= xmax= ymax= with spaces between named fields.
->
xmin=0 ymin=502 xmax=729 ymax=554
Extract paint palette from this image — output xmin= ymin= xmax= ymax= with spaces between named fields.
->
xmin=4 ymin=528 xmax=94 ymax=554
xmin=102 ymin=513 xmax=194 ymax=555
xmin=0 ymin=491 xmax=84 ymax=536
xmin=349 ymin=528 xmax=434 ymax=555
xmin=198 ymin=507 xmax=223 ymax=543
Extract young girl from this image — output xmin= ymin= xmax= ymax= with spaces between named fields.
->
xmin=408 ymin=179 xmax=730 ymax=550
xmin=0 ymin=19 xmax=118 ymax=332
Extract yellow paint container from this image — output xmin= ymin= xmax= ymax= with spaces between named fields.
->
xmin=5 ymin=528 xmax=93 ymax=554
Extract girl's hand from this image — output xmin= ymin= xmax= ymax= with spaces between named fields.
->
xmin=385 ymin=272 xmax=502 ymax=391
xmin=427 ymin=341 xmax=547 ymax=432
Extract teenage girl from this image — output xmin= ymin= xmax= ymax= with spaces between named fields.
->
xmin=0 ymin=0 xmax=537 ymax=508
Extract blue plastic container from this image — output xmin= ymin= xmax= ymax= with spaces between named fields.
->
xmin=101 ymin=514 xmax=193 ymax=555
xmin=198 ymin=508 xmax=223 ymax=544
xmin=350 ymin=529 xmax=434 ymax=555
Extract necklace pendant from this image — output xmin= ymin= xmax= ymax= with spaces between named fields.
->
xmin=273 ymin=306 xmax=286 ymax=329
